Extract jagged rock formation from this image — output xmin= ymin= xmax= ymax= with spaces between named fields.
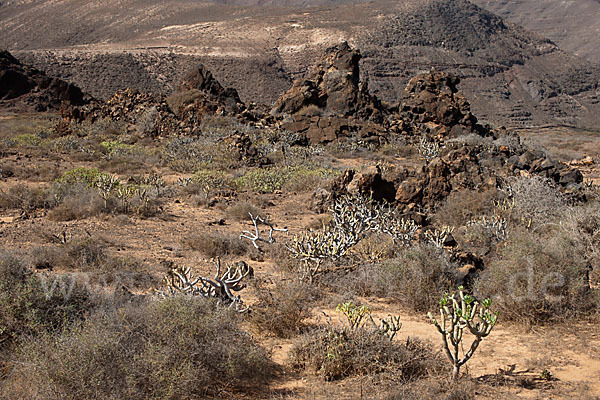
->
xmin=272 ymin=42 xmax=385 ymax=144
xmin=271 ymin=42 xmax=496 ymax=145
xmin=0 ymin=50 xmax=87 ymax=111
xmin=57 ymin=61 xmax=253 ymax=136
xmin=169 ymin=64 xmax=245 ymax=118
xmin=399 ymin=70 xmax=488 ymax=138
xmin=2 ymin=0 xmax=599 ymax=129
xmin=272 ymin=42 xmax=381 ymax=119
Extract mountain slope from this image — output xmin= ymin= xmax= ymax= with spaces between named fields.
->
xmin=1 ymin=0 xmax=598 ymax=129
xmin=472 ymin=0 xmax=600 ymax=64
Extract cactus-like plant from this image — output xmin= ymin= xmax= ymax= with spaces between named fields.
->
xmin=424 ymin=225 xmax=454 ymax=248
xmin=427 ymin=286 xmax=498 ymax=380
xmin=288 ymin=194 xmax=418 ymax=281
xmin=336 ymin=301 xmax=371 ymax=330
xmin=467 ymin=215 xmax=508 ymax=241
xmin=336 ymin=302 xmax=402 ymax=340
xmin=418 ymin=136 xmax=440 ymax=162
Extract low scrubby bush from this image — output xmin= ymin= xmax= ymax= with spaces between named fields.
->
xmin=473 ymin=227 xmax=599 ymax=325
xmin=5 ymin=297 xmax=274 ymax=399
xmin=250 ymin=280 xmax=315 ymax=338
xmin=182 ymin=231 xmax=248 ymax=258
xmin=0 ymin=252 xmax=94 ymax=352
xmin=234 ymin=166 xmax=337 ymax=193
xmin=353 ymin=244 xmax=458 ymax=313
xmin=290 ymin=325 xmax=446 ymax=381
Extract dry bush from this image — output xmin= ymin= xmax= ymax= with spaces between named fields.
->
xmin=434 ymin=188 xmax=499 ymax=227
xmin=379 ymin=245 xmax=458 ymax=313
xmin=328 ymin=244 xmax=458 ymax=313
xmin=47 ymin=186 xmax=104 ymax=221
xmin=349 ymin=232 xmax=397 ymax=263
xmin=454 ymin=223 xmax=502 ymax=257
xmin=0 ymin=252 xmax=94 ymax=353
xmin=98 ymin=148 xmax=160 ymax=175
xmin=386 ymin=378 xmax=477 ymax=400
xmin=249 ymin=279 xmax=315 ymax=338
xmin=290 ymin=325 xmax=447 ymax=381
xmin=0 ymin=184 xmax=50 ymax=212
xmin=473 ymin=227 xmax=599 ymax=325
xmin=5 ymin=297 xmax=274 ymax=399
xmin=504 ymin=176 xmax=566 ymax=226
xmin=2 ymin=162 xmax=62 ymax=182
xmin=182 ymin=231 xmax=248 ymax=258
xmin=227 ymin=201 xmax=262 ymax=221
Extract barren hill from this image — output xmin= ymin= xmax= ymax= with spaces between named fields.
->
xmin=1 ymin=0 xmax=599 ymax=129
xmin=472 ymin=0 xmax=600 ymax=64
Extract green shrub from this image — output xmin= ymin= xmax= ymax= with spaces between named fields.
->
xmin=6 ymin=297 xmax=274 ymax=399
xmin=55 ymin=167 xmax=110 ymax=188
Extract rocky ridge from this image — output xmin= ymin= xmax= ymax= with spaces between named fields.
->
xmin=2 ymin=0 xmax=599 ymax=129
xmin=0 ymin=50 xmax=87 ymax=111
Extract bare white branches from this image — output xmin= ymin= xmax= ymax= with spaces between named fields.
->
xmin=288 ymin=194 xmax=418 ymax=281
xmin=240 ymin=213 xmax=287 ymax=251
xmin=157 ymin=258 xmax=253 ymax=312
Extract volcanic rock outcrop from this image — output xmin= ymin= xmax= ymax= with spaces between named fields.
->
xmin=57 ymin=61 xmax=252 ymax=137
xmin=399 ymin=70 xmax=488 ymax=139
xmin=272 ymin=42 xmax=386 ymax=144
xmin=0 ymin=50 xmax=87 ymax=111
xmin=167 ymin=64 xmax=245 ymax=119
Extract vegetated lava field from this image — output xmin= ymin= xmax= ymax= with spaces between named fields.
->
xmin=0 ymin=1 xmax=600 ymax=399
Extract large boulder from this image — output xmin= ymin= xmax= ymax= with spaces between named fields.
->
xmin=272 ymin=42 xmax=365 ymax=117
xmin=176 ymin=64 xmax=244 ymax=114
xmin=399 ymin=70 xmax=488 ymax=139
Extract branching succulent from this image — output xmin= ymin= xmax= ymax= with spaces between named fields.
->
xmin=424 ymin=225 xmax=455 ymax=248
xmin=157 ymin=258 xmax=253 ymax=312
xmin=427 ymin=286 xmax=498 ymax=380
xmin=418 ymin=136 xmax=440 ymax=162
xmin=467 ymin=215 xmax=508 ymax=241
xmin=95 ymin=174 xmax=120 ymax=208
xmin=336 ymin=301 xmax=371 ymax=330
xmin=288 ymin=194 xmax=418 ymax=281
xmin=336 ymin=302 xmax=402 ymax=340
xmin=372 ymin=315 xmax=402 ymax=341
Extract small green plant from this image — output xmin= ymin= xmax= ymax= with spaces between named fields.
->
xmin=336 ymin=301 xmax=371 ymax=330
xmin=335 ymin=302 xmax=402 ymax=340
xmin=100 ymin=140 xmax=135 ymax=156
xmin=540 ymin=368 xmax=553 ymax=381
xmin=428 ymin=286 xmax=498 ymax=380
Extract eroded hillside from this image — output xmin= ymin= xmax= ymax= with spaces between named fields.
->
xmin=1 ymin=0 xmax=599 ymax=129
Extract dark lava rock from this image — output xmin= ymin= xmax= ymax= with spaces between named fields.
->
xmin=0 ymin=50 xmax=87 ymax=111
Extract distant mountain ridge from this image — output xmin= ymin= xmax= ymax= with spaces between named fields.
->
xmin=472 ymin=0 xmax=600 ymax=64
xmin=1 ymin=0 xmax=598 ymax=129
